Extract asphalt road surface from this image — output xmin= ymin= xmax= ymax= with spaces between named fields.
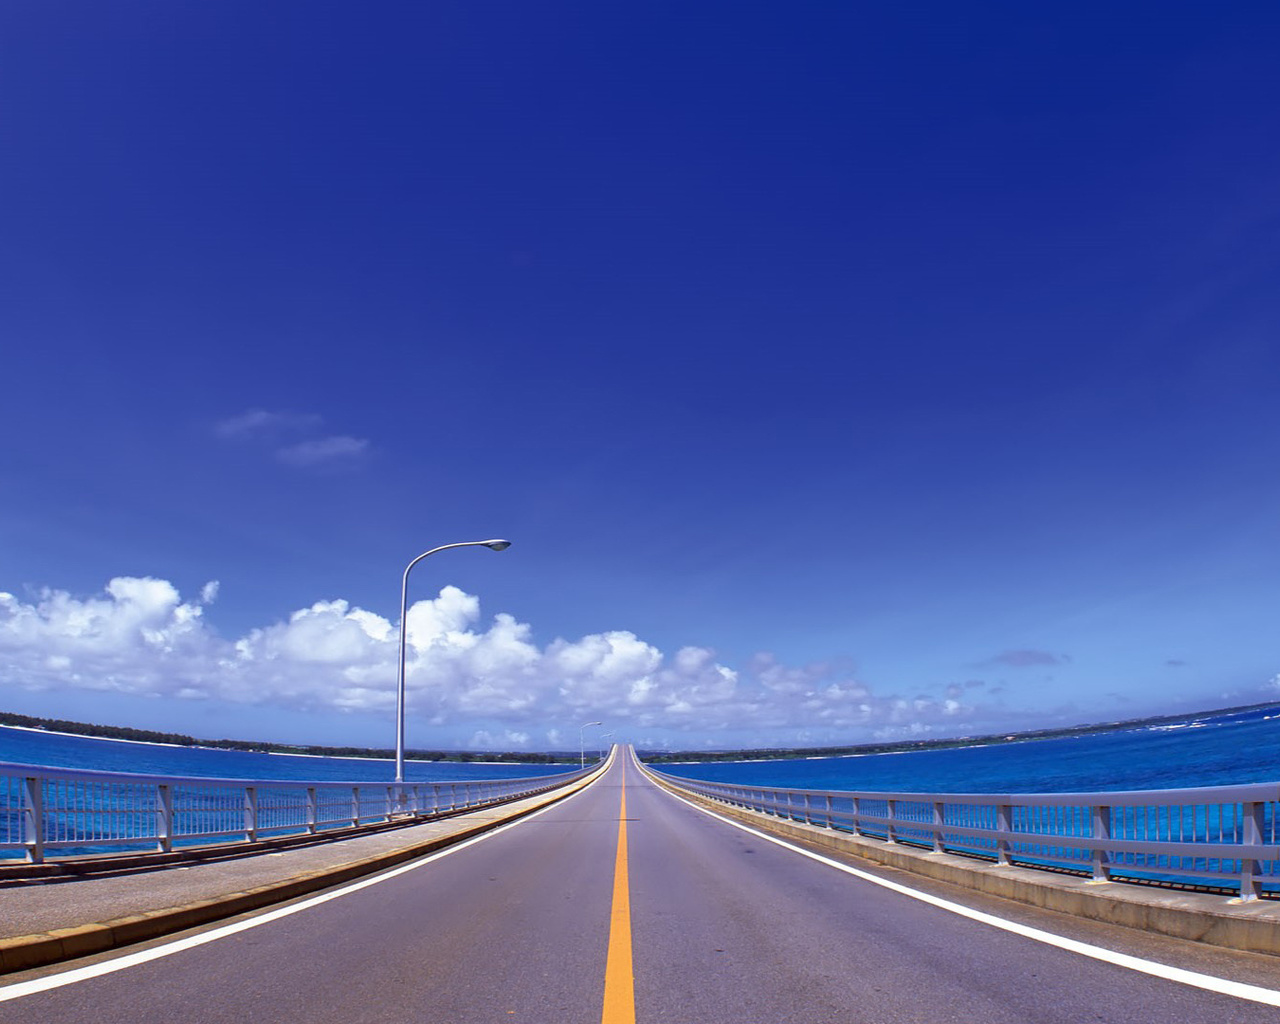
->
xmin=5 ymin=747 xmax=1280 ymax=1023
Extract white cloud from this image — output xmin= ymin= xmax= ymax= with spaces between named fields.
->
xmin=276 ymin=436 xmax=370 ymax=467
xmin=215 ymin=409 xmax=369 ymax=469
xmin=467 ymin=729 xmax=531 ymax=750
xmin=0 ymin=577 xmax=995 ymax=747
xmin=214 ymin=409 xmax=322 ymax=438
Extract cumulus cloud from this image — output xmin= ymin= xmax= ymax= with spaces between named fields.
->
xmin=0 ymin=578 xmax=216 ymax=697
xmin=468 ymin=729 xmax=532 ymax=750
xmin=0 ymin=577 xmax=995 ymax=747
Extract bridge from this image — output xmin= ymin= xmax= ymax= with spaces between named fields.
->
xmin=3 ymin=747 xmax=1280 ymax=1020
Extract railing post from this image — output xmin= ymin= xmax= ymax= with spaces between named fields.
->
xmin=804 ymin=793 xmax=812 ymax=825
xmin=824 ymin=793 xmax=833 ymax=829
xmin=385 ymin=786 xmax=394 ymax=821
xmin=156 ymin=783 xmax=174 ymax=853
xmin=22 ymin=776 xmax=45 ymax=864
xmin=932 ymin=800 xmax=945 ymax=853
xmin=852 ymin=796 xmax=862 ymax=836
xmin=243 ymin=786 xmax=258 ymax=842
xmin=996 ymin=803 xmax=1012 ymax=865
xmin=1091 ymin=803 xmax=1111 ymax=882
xmin=1240 ymin=801 xmax=1264 ymax=901
xmin=886 ymin=799 xmax=898 ymax=844
xmin=0 ymin=758 xmax=665 ymax=863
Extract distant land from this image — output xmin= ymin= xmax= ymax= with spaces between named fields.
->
xmin=0 ymin=711 xmax=575 ymax=764
xmin=4 ymin=701 xmax=1277 ymax=766
xmin=639 ymin=700 xmax=1280 ymax=763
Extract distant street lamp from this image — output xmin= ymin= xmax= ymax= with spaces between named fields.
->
xmin=395 ymin=540 xmax=511 ymax=783
xmin=580 ymin=721 xmax=602 ymax=769
xmin=601 ymin=732 xmax=614 ymax=759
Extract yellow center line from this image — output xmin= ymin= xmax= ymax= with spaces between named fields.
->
xmin=601 ymin=755 xmax=635 ymax=1024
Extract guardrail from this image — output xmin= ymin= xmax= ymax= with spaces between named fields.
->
xmin=644 ymin=767 xmax=1280 ymax=900
xmin=1 ymin=760 xmax=592 ymax=863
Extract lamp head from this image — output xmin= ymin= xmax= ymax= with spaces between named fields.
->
xmin=482 ymin=539 xmax=512 ymax=551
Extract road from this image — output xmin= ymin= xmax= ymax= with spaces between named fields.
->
xmin=4 ymin=747 xmax=1280 ymax=1023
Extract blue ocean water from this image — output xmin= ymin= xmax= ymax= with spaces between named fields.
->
xmin=0 ymin=726 xmax=575 ymax=783
xmin=5 ymin=704 xmax=1280 ymax=794
xmin=657 ymin=704 xmax=1280 ymax=794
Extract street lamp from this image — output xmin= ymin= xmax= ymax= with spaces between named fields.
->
xmin=579 ymin=721 xmax=602 ymax=769
xmin=395 ymin=539 xmax=511 ymax=783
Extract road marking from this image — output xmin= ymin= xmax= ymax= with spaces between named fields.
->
xmin=648 ymin=767 xmax=1280 ymax=1008
xmin=0 ymin=758 xmax=613 ymax=1004
xmin=601 ymin=758 xmax=635 ymax=1024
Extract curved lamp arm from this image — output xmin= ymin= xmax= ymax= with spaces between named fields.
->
xmin=396 ymin=539 xmax=511 ymax=782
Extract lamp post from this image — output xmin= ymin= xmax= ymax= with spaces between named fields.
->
xmin=601 ymin=732 xmax=614 ymax=760
xmin=579 ymin=721 xmax=602 ymax=769
xmin=395 ymin=539 xmax=511 ymax=783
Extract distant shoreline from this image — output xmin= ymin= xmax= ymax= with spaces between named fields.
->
xmin=4 ymin=700 xmax=1277 ymax=766
xmin=642 ymin=699 xmax=1280 ymax=763
xmin=0 ymin=711 xmax=574 ymax=765
xmin=0 ymin=724 xmax=403 ymax=761
xmin=2 ymin=723 xmax=196 ymax=750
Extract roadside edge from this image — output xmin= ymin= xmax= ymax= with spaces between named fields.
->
xmin=0 ymin=765 xmax=605 ymax=975
xmin=640 ymin=766 xmax=1280 ymax=957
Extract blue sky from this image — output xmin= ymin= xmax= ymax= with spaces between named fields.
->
xmin=3 ymin=2 xmax=1279 ymax=752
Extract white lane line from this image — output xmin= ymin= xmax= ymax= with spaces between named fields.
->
xmin=0 ymin=759 xmax=612 ymax=1004
xmin=651 ymin=776 xmax=1280 ymax=1008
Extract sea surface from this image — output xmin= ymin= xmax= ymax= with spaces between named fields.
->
xmin=656 ymin=703 xmax=1280 ymax=794
xmin=5 ymin=703 xmax=1280 ymax=794
xmin=0 ymin=726 xmax=576 ymax=784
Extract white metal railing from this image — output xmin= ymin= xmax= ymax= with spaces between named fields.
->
xmin=644 ymin=766 xmax=1280 ymax=900
xmin=1 ymin=760 xmax=592 ymax=863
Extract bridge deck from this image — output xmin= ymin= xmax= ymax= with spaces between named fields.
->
xmin=3 ymin=748 xmax=1280 ymax=1021
xmin=0 ymin=773 xmax=593 ymax=967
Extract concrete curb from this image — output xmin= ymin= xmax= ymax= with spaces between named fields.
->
xmin=0 ymin=768 xmax=603 ymax=976
xmin=647 ymin=774 xmax=1280 ymax=957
